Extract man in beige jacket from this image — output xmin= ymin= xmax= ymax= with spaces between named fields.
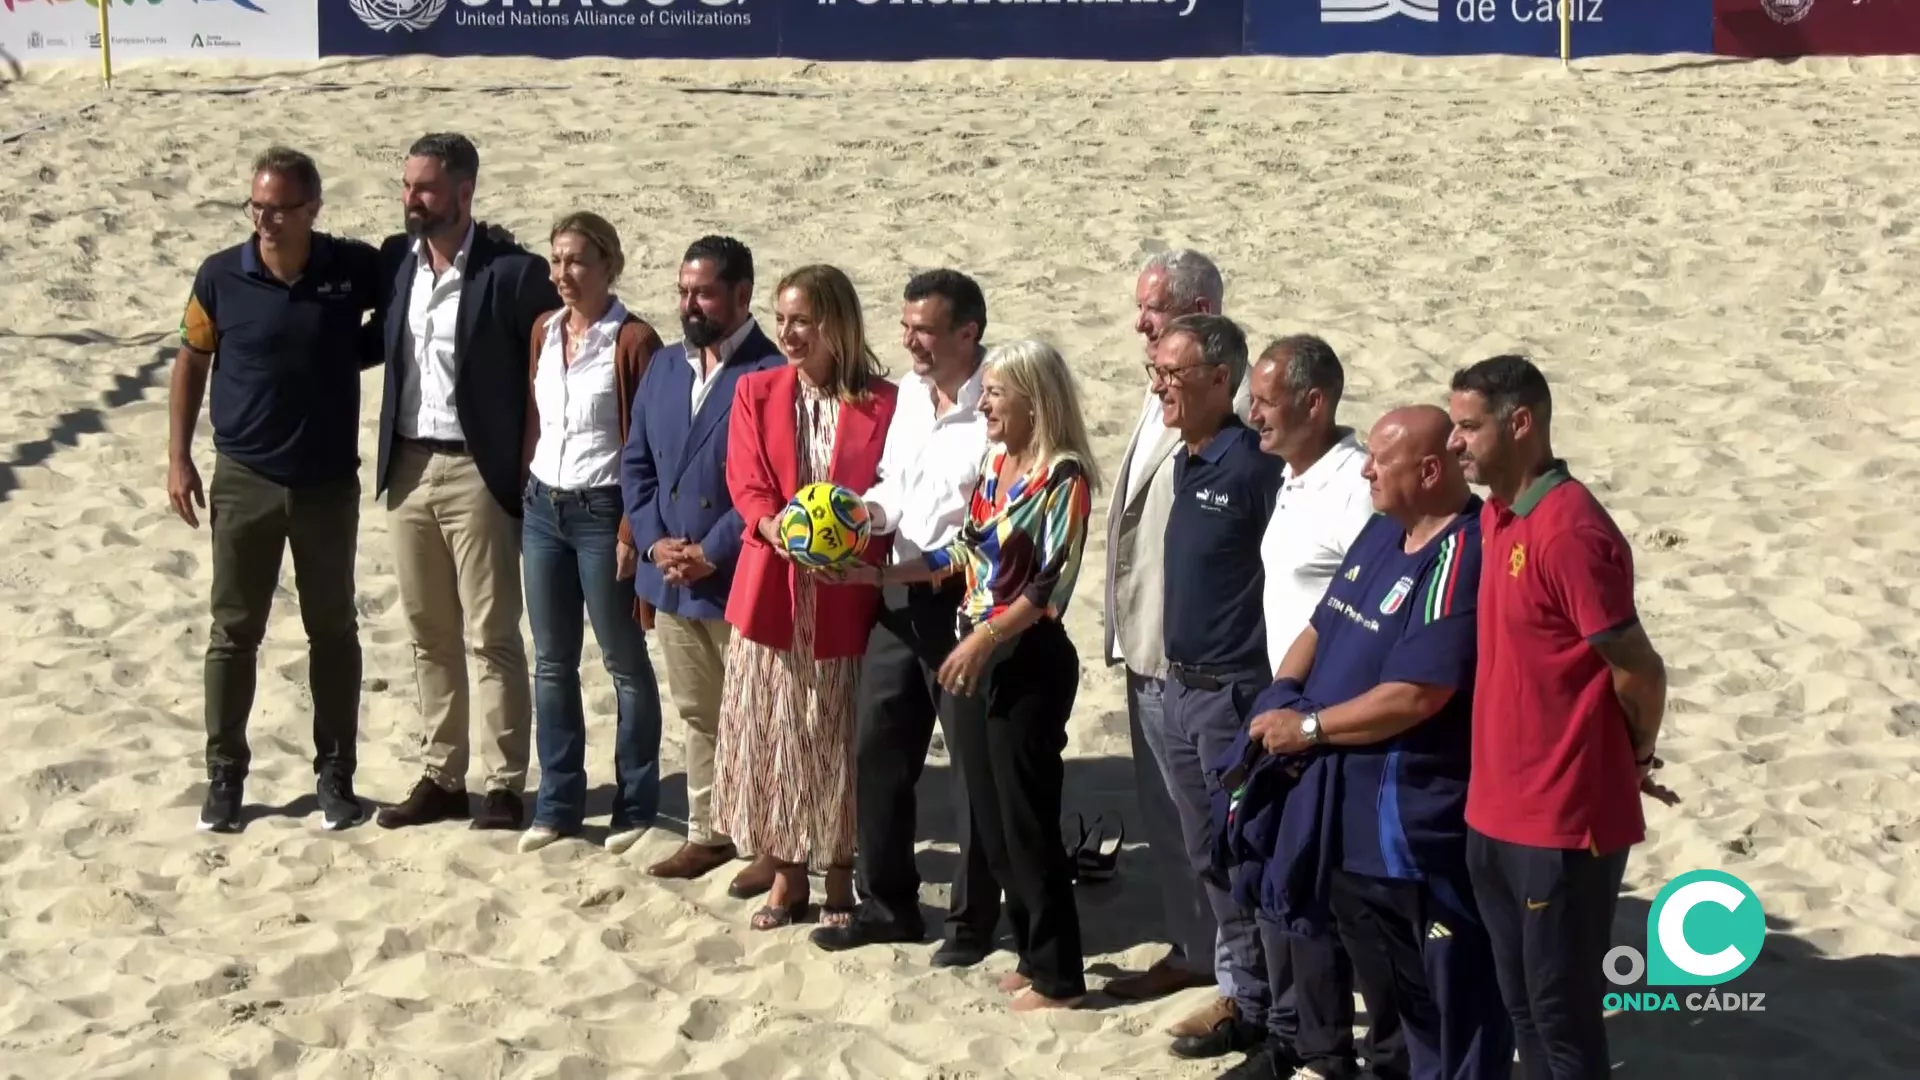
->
xmin=1102 ymin=248 xmax=1251 ymax=1042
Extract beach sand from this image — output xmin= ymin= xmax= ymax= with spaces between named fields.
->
xmin=2 ymin=52 xmax=1919 ymax=1078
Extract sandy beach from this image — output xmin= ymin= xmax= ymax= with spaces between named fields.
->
xmin=2 ymin=51 xmax=1919 ymax=1078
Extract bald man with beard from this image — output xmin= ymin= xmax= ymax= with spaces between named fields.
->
xmin=1245 ymin=406 xmax=1512 ymax=1080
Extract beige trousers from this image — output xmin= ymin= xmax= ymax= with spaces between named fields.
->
xmin=386 ymin=442 xmax=531 ymax=793
xmin=653 ymin=612 xmax=733 ymax=847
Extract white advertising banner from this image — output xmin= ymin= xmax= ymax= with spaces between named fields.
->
xmin=0 ymin=0 xmax=318 ymax=63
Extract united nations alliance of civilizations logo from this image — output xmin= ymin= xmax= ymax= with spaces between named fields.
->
xmin=349 ymin=0 xmax=448 ymax=32
xmin=1760 ymin=0 xmax=1814 ymax=24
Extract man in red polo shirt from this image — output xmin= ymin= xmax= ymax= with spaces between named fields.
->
xmin=1446 ymin=356 xmax=1671 ymax=1080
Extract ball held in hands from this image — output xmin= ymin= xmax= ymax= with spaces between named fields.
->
xmin=777 ymin=482 xmax=871 ymax=570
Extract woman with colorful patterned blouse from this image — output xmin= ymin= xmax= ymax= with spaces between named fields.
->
xmin=843 ymin=338 xmax=1100 ymax=1011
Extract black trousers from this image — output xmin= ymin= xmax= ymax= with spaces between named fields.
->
xmin=853 ymin=581 xmax=1001 ymax=944
xmin=1465 ymin=829 xmax=1629 ymax=1080
xmin=942 ymin=618 xmax=1084 ymax=999
xmin=1332 ymin=869 xmax=1513 ymax=1080
xmin=204 ymin=453 xmax=362 ymax=782
xmin=1256 ymin=917 xmax=1369 ymax=1075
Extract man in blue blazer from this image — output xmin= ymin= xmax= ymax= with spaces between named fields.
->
xmin=366 ymin=133 xmax=560 ymax=834
xmin=621 ymin=235 xmax=783 ymax=885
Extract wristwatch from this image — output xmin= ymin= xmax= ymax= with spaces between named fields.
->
xmin=1301 ymin=711 xmax=1325 ymax=746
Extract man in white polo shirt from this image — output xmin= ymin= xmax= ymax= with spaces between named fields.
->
xmin=1252 ymin=335 xmax=1375 ymax=671
xmin=1239 ymin=332 xmax=1400 ymax=1080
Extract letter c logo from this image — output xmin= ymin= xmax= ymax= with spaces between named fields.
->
xmin=1657 ymin=879 xmax=1749 ymax=978
xmin=1646 ymin=870 xmax=1766 ymax=987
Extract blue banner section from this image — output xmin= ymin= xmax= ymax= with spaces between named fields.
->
xmin=1245 ymin=0 xmax=1712 ymax=57
xmin=320 ymin=0 xmax=779 ymax=59
xmin=315 ymin=0 xmax=1717 ymax=59
xmin=780 ymin=0 xmax=1243 ymax=61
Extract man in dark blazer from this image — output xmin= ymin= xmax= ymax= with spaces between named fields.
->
xmin=621 ymin=235 xmax=783 ymax=886
xmin=367 ymin=132 xmax=561 ymax=833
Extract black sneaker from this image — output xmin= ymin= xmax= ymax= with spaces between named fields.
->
xmin=931 ymin=939 xmax=991 ymax=968
xmin=317 ymin=775 xmax=365 ymax=831
xmin=1217 ymin=1041 xmax=1308 ymax=1080
xmin=809 ymin=907 xmax=926 ymax=952
xmin=198 ymin=781 xmax=243 ymax=833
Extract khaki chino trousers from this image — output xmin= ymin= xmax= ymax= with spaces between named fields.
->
xmin=651 ymin=611 xmax=732 ymax=847
xmin=386 ymin=441 xmax=531 ymax=793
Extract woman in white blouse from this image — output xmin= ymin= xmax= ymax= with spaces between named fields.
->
xmin=518 ymin=211 xmax=666 ymax=856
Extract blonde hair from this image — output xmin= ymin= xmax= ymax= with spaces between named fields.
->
xmin=775 ymin=264 xmax=886 ymax=402
xmin=550 ymin=210 xmax=625 ymax=284
xmin=983 ymin=339 xmax=1102 ymax=493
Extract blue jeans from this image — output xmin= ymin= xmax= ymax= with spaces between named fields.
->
xmin=522 ymin=478 xmax=662 ymax=833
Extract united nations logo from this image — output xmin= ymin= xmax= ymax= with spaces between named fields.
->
xmin=1760 ymin=0 xmax=1813 ymax=24
xmin=349 ymin=0 xmax=448 ymax=32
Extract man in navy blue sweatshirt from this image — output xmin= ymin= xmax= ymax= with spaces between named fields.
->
xmin=1246 ymin=406 xmax=1512 ymax=1080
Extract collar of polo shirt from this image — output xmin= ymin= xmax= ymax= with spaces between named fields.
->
xmin=1511 ymin=458 xmax=1574 ymax=517
xmin=1192 ymin=414 xmax=1250 ymax=464
xmin=1284 ymin=427 xmax=1363 ymax=489
xmin=241 ymin=232 xmax=334 ymax=280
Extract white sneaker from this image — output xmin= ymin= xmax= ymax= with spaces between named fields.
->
xmin=518 ymin=826 xmax=562 ymax=853
xmin=605 ymin=826 xmax=648 ymax=855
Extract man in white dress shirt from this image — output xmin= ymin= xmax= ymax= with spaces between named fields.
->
xmin=370 ymin=133 xmax=560 ymax=832
xmin=1103 ymin=249 xmax=1252 ymax=1043
xmin=810 ymin=269 xmax=1003 ymax=965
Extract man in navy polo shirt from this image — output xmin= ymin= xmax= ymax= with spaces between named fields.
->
xmin=1250 ymin=405 xmax=1512 ymax=1080
xmin=168 ymin=146 xmax=383 ymax=835
xmin=1153 ymin=312 xmax=1287 ymax=1063
xmin=1448 ymin=356 xmax=1670 ymax=1080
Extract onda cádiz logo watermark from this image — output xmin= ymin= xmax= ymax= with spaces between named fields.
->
xmin=348 ymin=0 xmax=749 ymax=33
xmin=1603 ymin=870 xmax=1769 ymax=1014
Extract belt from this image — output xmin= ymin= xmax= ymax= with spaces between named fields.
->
xmin=1167 ymin=662 xmax=1253 ymax=692
xmin=404 ymin=435 xmax=468 ymax=455
xmin=526 ymin=476 xmax=615 ymax=500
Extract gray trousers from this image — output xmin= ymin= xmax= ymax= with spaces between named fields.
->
xmin=1162 ymin=669 xmax=1273 ymax=1025
xmin=1127 ymin=672 xmax=1232 ymax=995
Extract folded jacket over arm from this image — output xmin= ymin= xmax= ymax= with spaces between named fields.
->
xmin=1204 ymin=680 xmax=1342 ymax=938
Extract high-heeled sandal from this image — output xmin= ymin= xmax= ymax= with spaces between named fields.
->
xmin=751 ymin=900 xmax=812 ymax=931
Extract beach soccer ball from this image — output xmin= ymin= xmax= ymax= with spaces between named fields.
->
xmin=777 ymin=482 xmax=870 ymax=570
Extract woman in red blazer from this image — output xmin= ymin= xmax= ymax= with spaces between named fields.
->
xmin=717 ymin=263 xmax=897 ymax=931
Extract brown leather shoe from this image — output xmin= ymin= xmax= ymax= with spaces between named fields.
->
xmin=470 ymin=789 xmax=524 ymax=831
xmin=1104 ymin=956 xmax=1214 ymax=1002
xmin=376 ymin=778 xmax=468 ymax=829
xmin=1167 ymin=995 xmax=1236 ymax=1039
xmin=647 ymin=841 xmax=738 ymax=880
xmin=727 ymin=854 xmax=780 ymax=899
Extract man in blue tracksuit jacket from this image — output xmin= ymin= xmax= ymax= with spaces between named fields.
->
xmin=1240 ymin=407 xmax=1514 ymax=1080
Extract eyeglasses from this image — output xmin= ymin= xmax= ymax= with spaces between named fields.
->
xmin=1145 ymin=362 xmax=1209 ymax=386
xmin=245 ymin=199 xmax=310 ymax=221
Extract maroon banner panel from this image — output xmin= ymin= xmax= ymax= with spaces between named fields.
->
xmin=1716 ymin=0 xmax=1920 ymax=57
